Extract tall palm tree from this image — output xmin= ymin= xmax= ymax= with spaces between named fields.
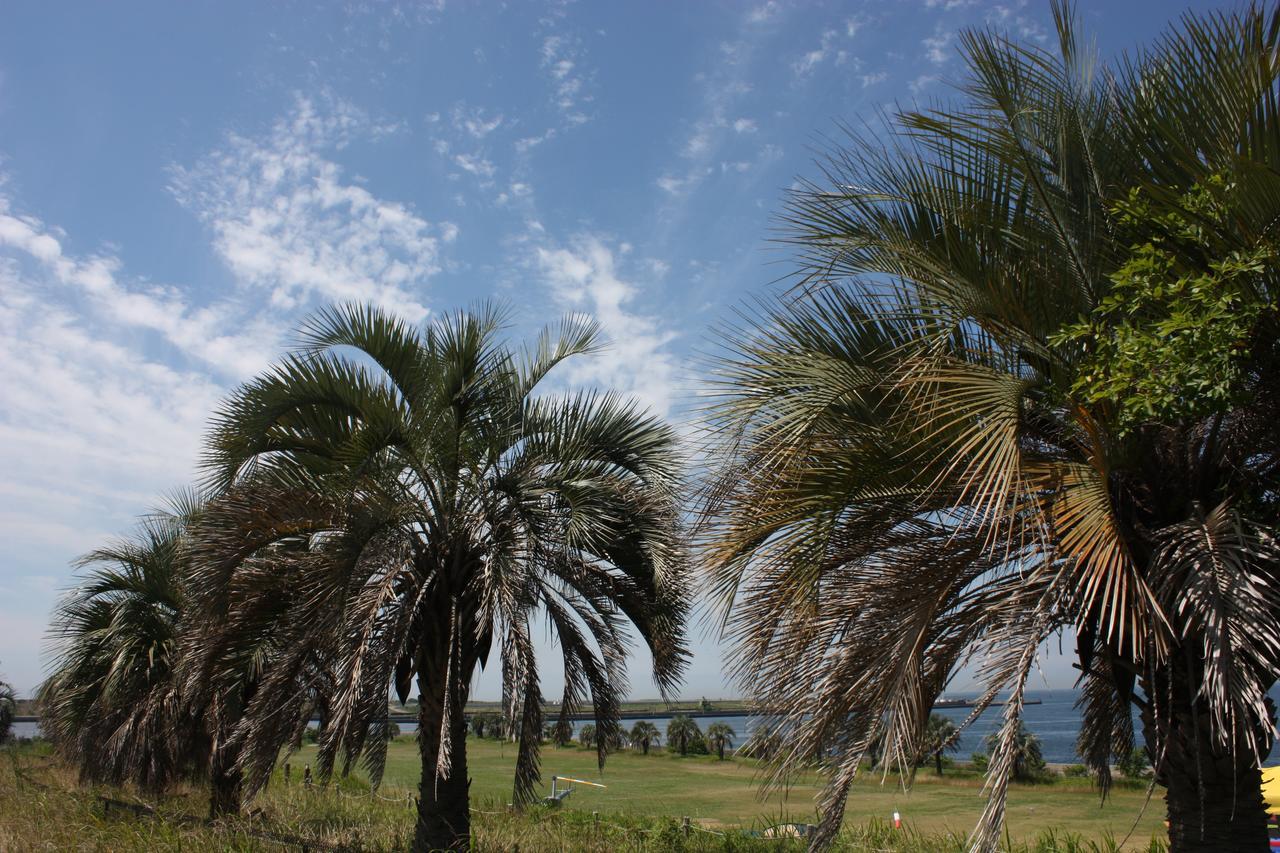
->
xmin=923 ymin=714 xmax=959 ymax=777
xmin=706 ymin=722 xmax=736 ymax=761
xmin=190 ymin=303 xmax=690 ymax=851
xmin=38 ymin=502 xmax=206 ymax=798
xmin=579 ymin=723 xmax=597 ymax=749
xmin=702 ymin=5 xmax=1280 ymax=851
xmin=629 ymin=720 xmax=660 ymax=755
xmin=666 ymin=714 xmax=701 ymax=756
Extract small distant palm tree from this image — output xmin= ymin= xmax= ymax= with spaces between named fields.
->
xmin=985 ymin=723 xmax=1043 ymax=782
xmin=666 ymin=714 xmax=702 ymax=757
xmin=706 ymin=722 xmax=736 ymax=760
xmin=579 ymin=724 xmax=597 ymax=749
xmin=923 ymin=714 xmax=959 ymax=776
xmin=0 ymin=669 xmax=16 ymax=744
xmin=630 ymin=721 xmax=661 ymax=754
xmin=741 ymin=726 xmax=783 ymax=762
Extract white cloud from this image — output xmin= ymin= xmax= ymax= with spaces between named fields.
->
xmin=860 ymin=71 xmax=888 ymax=88
xmin=909 ymin=74 xmax=939 ymax=93
xmin=454 ymin=152 xmax=497 ymax=180
xmin=170 ymin=95 xmax=452 ymax=322
xmin=746 ymin=2 xmax=780 ymax=25
xmin=986 ymin=4 xmax=1048 ymax=42
xmin=0 ymin=209 xmax=236 ymax=694
xmin=541 ymin=34 xmax=593 ymax=122
xmin=452 ymin=103 xmax=504 ymax=139
xmin=0 ymin=198 xmax=275 ymax=377
xmin=515 ymin=128 xmax=557 ymax=154
xmin=656 ymin=174 xmax=688 ymax=195
xmin=923 ymin=26 xmax=955 ymax=65
xmin=534 ymin=236 xmax=679 ymax=417
xmin=792 ymin=16 xmax=868 ymax=80
xmin=732 ymin=118 xmax=757 ymax=134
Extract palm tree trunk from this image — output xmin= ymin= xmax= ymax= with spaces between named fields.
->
xmin=1141 ymin=645 xmax=1272 ymax=852
xmin=412 ymin=625 xmax=473 ymax=850
xmin=934 ymin=751 xmax=942 ymax=776
xmin=208 ymin=750 xmax=241 ymax=819
xmin=643 ymin=741 xmax=649 ymax=755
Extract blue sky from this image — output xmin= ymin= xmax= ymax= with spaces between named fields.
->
xmin=0 ymin=0 xmax=1230 ymax=698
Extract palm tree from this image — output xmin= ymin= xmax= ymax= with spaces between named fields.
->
xmin=923 ymin=714 xmax=959 ymax=776
xmin=579 ymin=723 xmax=597 ymax=749
xmin=38 ymin=502 xmax=208 ymax=799
xmin=984 ymin=723 xmax=1043 ymax=783
xmin=706 ymin=722 xmax=736 ymax=760
xmin=0 ymin=669 xmax=16 ymax=744
xmin=629 ymin=720 xmax=660 ymax=755
xmin=742 ymin=726 xmax=783 ymax=762
xmin=702 ymin=6 xmax=1280 ymax=851
xmin=666 ymin=714 xmax=701 ymax=757
xmin=190 ymin=303 xmax=690 ymax=851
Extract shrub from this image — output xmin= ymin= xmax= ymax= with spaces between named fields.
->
xmin=1117 ymin=747 xmax=1149 ymax=779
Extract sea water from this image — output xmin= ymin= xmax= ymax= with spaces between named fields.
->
xmin=12 ymin=687 xmax=1280 ymax=765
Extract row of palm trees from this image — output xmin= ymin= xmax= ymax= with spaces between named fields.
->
xmin=36 ymin=5 xmax=1280 ymax=852
xmin=40 ymin=305 xmax=691 ymax=851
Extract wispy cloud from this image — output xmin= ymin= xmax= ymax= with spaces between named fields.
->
xmin=540 ymin=34 xmax=592 ymax=124
xmin=923 ymin=25 xmax=956 ymax=65
xmin=0 ymin=197 xmax=275 ymax=377
xmin=170 ymin=95 xmax=454 ymax=322
xmin=451 ymin=103 xmax=504 ymax=139
xmin=792 ymin=14 xmax=868 ymax=80
xmin=746 ymin=1 xmax=780 ymax=25
xmin=534 ymin=235 xmax=679 ymax=418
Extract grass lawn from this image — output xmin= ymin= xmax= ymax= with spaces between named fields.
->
xmin=286 ymin=736 xmax=1168 ymax=846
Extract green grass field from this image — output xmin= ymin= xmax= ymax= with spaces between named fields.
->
xmin=1 ymin=738 xmax=1170 ymax=851
xmin=288 ymin=736 xmax=1168 ymax=844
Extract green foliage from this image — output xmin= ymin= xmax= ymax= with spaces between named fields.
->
xmin=579 ymin=724 xmax=597 ymax=749
xmin=1052 ymin=177 xmax=1274 ymax=433
xmin=666 ymin=715 xmax=704 ymax=757
xmin=0 ymin=669 xmax=14 ymax=745
xmin=1063 ymin=764 xmax=1091 ymax=778
xmin=629 ymin=720 xmax=661 ymax=754
xmin=970 ymin=753 xmax=989 ymax=772
xmin=1116 ymin=747 xmax=1149 ymax=779
xmin=706 ymin=722 xmax=737 ymax=760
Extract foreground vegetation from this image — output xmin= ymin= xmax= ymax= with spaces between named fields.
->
xmin=1 ymin=740 xmax=1169 ymax=851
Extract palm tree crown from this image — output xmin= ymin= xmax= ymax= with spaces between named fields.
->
xmin=190 ymin=303 xmax=690 ymax=850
